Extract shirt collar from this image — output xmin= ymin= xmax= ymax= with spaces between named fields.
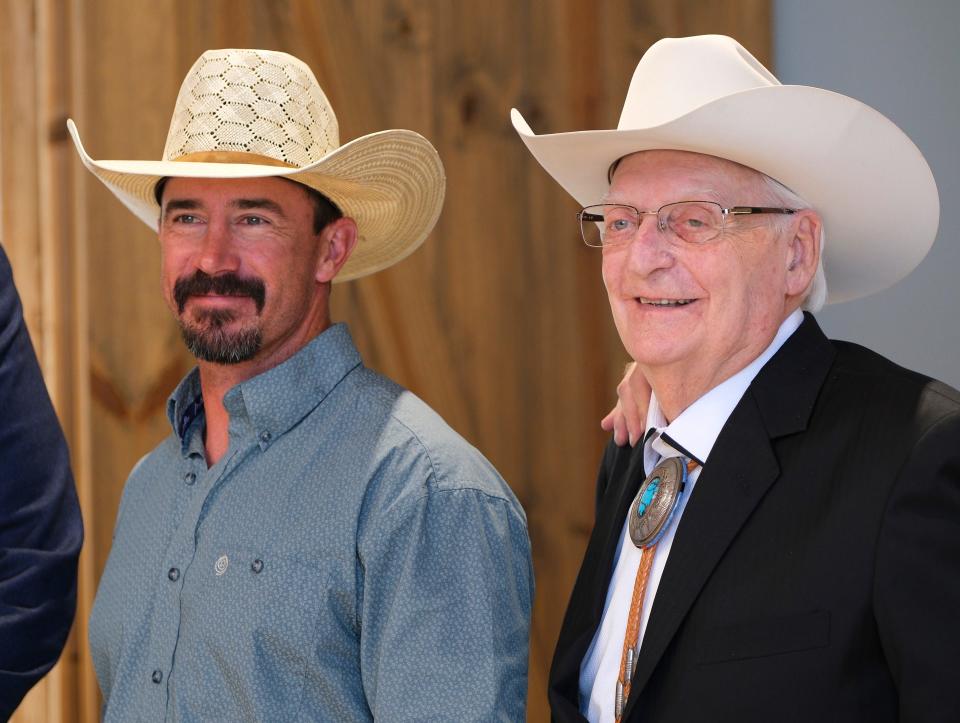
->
xmin=166 ymin=323 xmax=362 ymax=453
xmin=644 ymin=309 xmax=803 ymax=465
xmin=167 ymin=369 xmax=203 ymax=455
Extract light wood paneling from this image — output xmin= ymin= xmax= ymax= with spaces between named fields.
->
xmin=1 ymin=0 xmax=88 ymax=720
xmin=2 ymin=2 xmax=770 ymax=720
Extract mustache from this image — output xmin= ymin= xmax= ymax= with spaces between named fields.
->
xmin=173 ymin=271 xmax=266 ymax=313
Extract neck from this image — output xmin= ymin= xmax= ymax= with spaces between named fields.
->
xmin=643 ymin=362 xmax=752 ymax=424
xmin=197 ymin=315 xmax=331 ymax=466
xmin=644 ymin=310 xmax=798 ymax=423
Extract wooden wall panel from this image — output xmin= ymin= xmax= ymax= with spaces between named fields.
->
xmin=0 ymin=0 xmax=42 ymax=332
xmin=2 ymin=0 xmax=88 ymax=719
xmin=2 ymin=2 xmax=770 ymax=720
xmin=77 ymin=0 xmax=191 ymax=601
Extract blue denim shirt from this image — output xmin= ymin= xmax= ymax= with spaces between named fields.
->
xmin=90 ymin=323 xmax=533 ymax=721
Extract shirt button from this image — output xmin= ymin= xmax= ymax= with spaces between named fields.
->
xmin=251 ymin=559 xmax=264 ymax=574
xmin=151 ymin=669 xmax=163 ymax=684
xmin=167 ymin=567 xmax=180 ymax=582
xmin=259 ymin=430 xmax=272 ymax=444
xmin=184 ymin=471 xmax=196 ymax=486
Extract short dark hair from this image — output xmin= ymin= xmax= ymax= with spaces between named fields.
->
xmin=301 ymin=183 xmax=343 ymax=234
xmin=153 ymin=177 xmax=343 ymax=234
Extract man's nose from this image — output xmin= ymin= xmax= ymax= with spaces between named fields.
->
xmin=624 ymin=213 xmax=675 ymax=273
xmin=196 ymin=219 xmax=240 ymax=274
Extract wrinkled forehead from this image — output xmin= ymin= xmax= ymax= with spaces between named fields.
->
xmin=157 ymin=175 xmax=312 ymax=205
xmin=607 ymin=149 xmax=768 ymax=198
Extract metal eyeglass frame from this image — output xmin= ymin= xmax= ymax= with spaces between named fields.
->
xmin=577 ymin=201 xmax=797 ymax=247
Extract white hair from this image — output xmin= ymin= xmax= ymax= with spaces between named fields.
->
xmin=758 ymin=175 xmax=827 ymax=312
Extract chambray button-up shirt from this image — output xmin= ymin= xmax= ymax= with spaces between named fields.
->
xmin=90 ymin=323 xmax=533 ymax=721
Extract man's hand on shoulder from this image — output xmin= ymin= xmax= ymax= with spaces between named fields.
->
xmin=601 ymin=361 xmax=650 ymax=447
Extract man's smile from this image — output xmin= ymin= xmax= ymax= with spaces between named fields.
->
xmin=187 ymin=293 xmax=255 ymax=304
xmin=637 ymin=297 xmax=696 ymax=307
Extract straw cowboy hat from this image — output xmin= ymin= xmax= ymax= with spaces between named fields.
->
xmin=511 ymin=34 xmax=938 ymax=303
xmin=68 ymin=48 xmax=445 ymax=282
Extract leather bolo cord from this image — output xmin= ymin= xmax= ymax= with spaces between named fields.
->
xmin=615 ymin=458 xmax=698 ymax=721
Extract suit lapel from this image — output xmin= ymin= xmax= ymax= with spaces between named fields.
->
xmin=623 ymin=393 xmax=779 ymax=717
xmin=622 ymin=314 xmax=836 ymax=719
xmin=550 ymin=441 xmax=648 ymax=710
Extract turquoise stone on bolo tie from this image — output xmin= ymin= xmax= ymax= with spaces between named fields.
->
xmin=628 ymin=456 xmax=688 ymax=549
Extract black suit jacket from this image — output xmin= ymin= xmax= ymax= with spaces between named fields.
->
xmin=0 ymin=245 xmax=82 ymax=720
xmin=550 ymin=314 xmax=960 ymax=722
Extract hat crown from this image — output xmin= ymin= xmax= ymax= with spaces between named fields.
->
xmin=619 ymin=35 xmax=781 ymax=130
xmin=162 ymin=48 xmax=340 ymax=167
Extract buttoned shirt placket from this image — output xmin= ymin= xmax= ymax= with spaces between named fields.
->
xmin=146 ymin=389 xmax=263 ymax=707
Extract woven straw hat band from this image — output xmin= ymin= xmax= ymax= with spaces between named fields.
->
xmin=172 ymin=151 xmax=297 ymax=168
xmin=162 ymin=49 xmax=340 ymax=168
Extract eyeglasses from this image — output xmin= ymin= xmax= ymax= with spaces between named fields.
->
xmin=577 ymin=201 xmax=796 ymax=248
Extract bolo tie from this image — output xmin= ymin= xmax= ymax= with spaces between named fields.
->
xmin=614 ymin=455 xmax=699 ymax=721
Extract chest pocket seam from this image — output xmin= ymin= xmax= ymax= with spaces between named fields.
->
xmin=695 ymin=608 xmax=831 ymax=665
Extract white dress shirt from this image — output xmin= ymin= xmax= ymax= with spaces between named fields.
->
xmin=579 ymin=309 xmax=803 ymax=722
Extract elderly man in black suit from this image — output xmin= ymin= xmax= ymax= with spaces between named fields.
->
xmin=513 ymin=35 xmax=959 ymax=722
xmin=0 ymin=244 xmax=82 ymax=719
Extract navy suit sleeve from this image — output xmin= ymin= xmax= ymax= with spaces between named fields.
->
xmin=874 ymin=389 xmax=960 ymax=721
xmin=0 ymin=245 xmax=82 ymax=720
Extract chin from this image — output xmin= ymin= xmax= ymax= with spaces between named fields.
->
xmin=624 ymin=333 xmax=698 ymax=369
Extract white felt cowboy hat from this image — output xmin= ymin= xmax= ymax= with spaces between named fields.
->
xmin=68 ymin=48 xmax=445 ymax=282
xmin=511 ymin=34 xmax=938 ymax=303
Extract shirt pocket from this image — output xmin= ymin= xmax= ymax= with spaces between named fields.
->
xmin=175 ymin=544 xmax=330 ymax=720
xmin=695 ymin=609 xmax=831 ymax=665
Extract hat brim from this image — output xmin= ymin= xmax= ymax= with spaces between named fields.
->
xmin=512 ymin=84 xmax=938 ymax=303
xmin=68 ymin=120 xmax=445 ymax=282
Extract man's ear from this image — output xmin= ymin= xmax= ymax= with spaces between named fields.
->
xmin=316 ymin=217 xmax=359 ymax=283
xmin=785 ymin=210 xmax=821 ymax=297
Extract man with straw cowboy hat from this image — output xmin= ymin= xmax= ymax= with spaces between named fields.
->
xmin=513 ymin=34 xmax=960 ymax=722
xmin=70 ymin=48 xmax=532 ymax=721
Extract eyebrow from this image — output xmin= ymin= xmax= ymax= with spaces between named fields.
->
xmin=600 ymin=189 xmax=726 ymax=206
xmin=600 ymin=193 xmax=631 ymax=205
xmin=233 ymin=198 xmax=286 ymax=216
xmin=163 ymin=198 xmax=201 ymax=215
